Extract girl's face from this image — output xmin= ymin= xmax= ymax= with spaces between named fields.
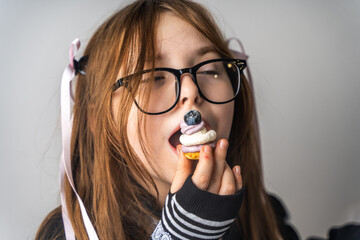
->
xmin=112 ymin=13 xmax=234 ymax=201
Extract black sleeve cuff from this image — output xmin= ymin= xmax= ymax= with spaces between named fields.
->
xmin=157 ymin=175 xmax=244 ymax=240
xmin=175 ymin=175 xmax=244 ymax=221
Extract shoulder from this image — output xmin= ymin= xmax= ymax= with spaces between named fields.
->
xmin=268 ymin=194 xmax=300 ymax=240
xmin=35 ymin=206 xmax=65 ymax=240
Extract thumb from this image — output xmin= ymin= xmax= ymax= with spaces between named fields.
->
xmin=170 ymin=145 xmax=193 ymax=193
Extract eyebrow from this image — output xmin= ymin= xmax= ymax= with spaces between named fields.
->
xmin=195 ymin=45 xmax=220 ymax=57
xmin=147 ymin=45 xmax=220 ymax=63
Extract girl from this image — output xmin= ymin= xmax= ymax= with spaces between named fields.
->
xmin=36 ymin=0 xmax=299 ymax=239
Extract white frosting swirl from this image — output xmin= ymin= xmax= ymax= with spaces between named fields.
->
xmin=179 ymin=127 xmax=217 ymax=146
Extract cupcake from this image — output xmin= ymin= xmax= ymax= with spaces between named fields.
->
xmin=179 ymin=110 xmax=216 ymax=160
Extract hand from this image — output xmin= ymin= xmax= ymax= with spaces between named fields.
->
xmin=170 ymin=139 xmax=243 ymax=195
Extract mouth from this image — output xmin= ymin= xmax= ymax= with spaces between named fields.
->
xmin=168 ymin=128 xmax=182 ymax=151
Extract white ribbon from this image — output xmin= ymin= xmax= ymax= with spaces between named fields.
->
xmin=60 ymin=38 xmax=99 ymax=240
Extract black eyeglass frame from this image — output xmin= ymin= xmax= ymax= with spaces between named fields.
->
xmin=112 ymin=58 xmax=247 ymax=115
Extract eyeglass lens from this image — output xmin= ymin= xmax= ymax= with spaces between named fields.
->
xmin=135 ymin=71 xmax=178 ymax=114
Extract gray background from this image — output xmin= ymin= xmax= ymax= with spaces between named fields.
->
xmin=1 ymin=0 xmax=359 ymax=239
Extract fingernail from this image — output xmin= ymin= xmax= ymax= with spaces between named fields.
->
xmin=235 ymin=166 xmax=241 ymax=175
xmin=219 ymin=140 xmax=228 ymax=150
xmin=203 ymin=145 xmax=211 ymax=153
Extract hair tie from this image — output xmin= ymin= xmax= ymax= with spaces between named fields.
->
xmin=73 ymin=56 xmax=88 ymax=75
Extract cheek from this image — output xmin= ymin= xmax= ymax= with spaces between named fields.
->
xmin=111 ymin=92 xmax=145 ymax=162
xmin=225 ymin=102 xmax=235 ymax=131
xmin=112 ymin=92 xmax=141 ymax=149
xmin=127 ymin=105 xmax=139 ymax=147
xmin=216 ymin=102 xmax=234 ymax=140
xmin=143 ymin=116 xmax=166 ymax=155
xmin=127 ymin=105 xmax=164 ymax=164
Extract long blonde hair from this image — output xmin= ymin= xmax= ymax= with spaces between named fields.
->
xmin=36 ymin=0 xmax=281 ymax=239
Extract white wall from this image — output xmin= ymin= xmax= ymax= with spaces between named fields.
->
xmin=1 ymin=0 xmax=359 ymax=239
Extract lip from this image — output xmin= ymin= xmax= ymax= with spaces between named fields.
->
xmin=168 ymin=125 xmax=181 ymax=155
xmin=203 ymin=120 xmax=212 ymax=131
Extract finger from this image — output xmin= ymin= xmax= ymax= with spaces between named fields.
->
xmin=218 ymin=164 xmax=236 ymax=195
xmin=192 ymin=145 xmax=214 ymax=191
xmin=206 ymin=139 xmax=228 ymax=194
xmin=232 ymin=165 xmax=243 ymax=191
xmin=170 ymin=145 xmax=193 ymax=193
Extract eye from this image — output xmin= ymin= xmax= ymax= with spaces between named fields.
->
xmin=197 ymin=62 xmax=222 ymax=78
xmin=198 ymin=70 xmax=217 ymax=75
xmin=140 ymin=72 xmax=165 ymax=83
xmin=197 ymin=70 xmax=220 ymax=79
xmin=154 ymin=75 xmax=166 ymax=81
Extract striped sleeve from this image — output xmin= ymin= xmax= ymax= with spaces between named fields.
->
xmin=151 ymin=175 xmax=244 ymax=240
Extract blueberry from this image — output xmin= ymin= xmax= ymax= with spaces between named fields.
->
xmin=184 ymin=110 xmax=201 ymax=125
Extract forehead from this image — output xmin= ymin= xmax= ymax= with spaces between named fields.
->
xmin=154 ymin=12 xmax=217 ymax=65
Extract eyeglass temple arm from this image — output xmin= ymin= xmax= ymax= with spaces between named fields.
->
xmin=233 ymin=59 xmax=247 ymax=71
xmin=113 ymin=78 xmax=128 ymax=91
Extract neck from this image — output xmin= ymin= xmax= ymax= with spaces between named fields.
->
xmin=150 ymin=177 xmax=171 ymax=206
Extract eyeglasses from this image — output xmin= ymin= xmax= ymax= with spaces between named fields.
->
xmin=112 ymin=58 xmax=246 ymax=115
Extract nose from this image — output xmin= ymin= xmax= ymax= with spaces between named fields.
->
xmin=179 ymin=73 xmax=203 ymax=106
